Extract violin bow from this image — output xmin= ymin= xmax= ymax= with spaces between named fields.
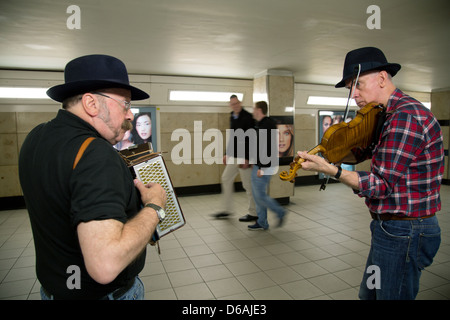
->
xmin=320 ymin=64 xmax=361 ymax=191
xmin=343 ymin=64 xmax=361 ymax=120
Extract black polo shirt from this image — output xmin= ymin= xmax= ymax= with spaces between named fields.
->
xmin=19 ymin=109 xmax=145 ymax=299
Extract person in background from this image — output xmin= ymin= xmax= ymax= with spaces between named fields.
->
xmin=248 ymin=101 xmax=286 ymax=230
xmin=213 ymin=95 xmax=257 ymax=222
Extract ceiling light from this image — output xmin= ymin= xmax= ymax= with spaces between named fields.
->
xmin=284 ymin=106 xmax=294 ymax=112
xmin=169 ymin=91 xmax=243 ymax=102
xmin=24 ymin=44 xmax=52 ymax=50
xmin=0 ymin=87 xmax=50 ymax=99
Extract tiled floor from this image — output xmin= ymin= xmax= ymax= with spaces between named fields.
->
xmin=1 ymin=183 xmax=449 ymax=300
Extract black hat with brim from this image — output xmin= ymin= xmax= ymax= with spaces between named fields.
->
xmin=335 ymin=47 xmax=401 ymax=88
xmin=47 ymin=54 xmax=149 ymax=102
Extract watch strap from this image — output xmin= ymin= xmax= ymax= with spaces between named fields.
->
xmin=334 ymin=166 xmax=342 ymax=179
xmin=145 ymin=203 xmax=164 ymax=221
xmin=145 ymin=203 xmax=163 ymax=211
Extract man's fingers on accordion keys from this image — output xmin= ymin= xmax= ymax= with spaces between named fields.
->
xmin=133 ymin=179 xmax=143 ymax=188
xmin=134 ymin=179 xmax=159 ymax=191
xmin=150 ymin=183 xmax=167 ymax=208
xmin=144 ymin=181 xmax=158 ymax=188
xmin=134 ymin=179 xmax=166 ymax=207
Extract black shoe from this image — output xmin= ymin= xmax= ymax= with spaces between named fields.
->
xmin=248 ymin=222 xmax=267 ymax=231
xmin=239 ymin=214 xmax=258 ymax=222
xmin=212 ymin=212 xmax=231 ymax=219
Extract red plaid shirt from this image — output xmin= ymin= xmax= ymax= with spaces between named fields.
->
xmin=357 ymin=89 xmax=444 ymax=217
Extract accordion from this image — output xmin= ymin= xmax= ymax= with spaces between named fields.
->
xmin=119 ymin=143 xmax=185 ymax=247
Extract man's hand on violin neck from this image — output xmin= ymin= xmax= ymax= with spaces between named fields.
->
xmin=297 ymin=151 xmax=360 ymax=190
xmin=297 ymin=151 xmax=336 ymax=176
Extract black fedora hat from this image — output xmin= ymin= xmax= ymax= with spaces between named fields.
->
xmin=47 ymin=54 xmax=149 ymax=102
xmin=335 ymin=47 xmax=401 ymax=88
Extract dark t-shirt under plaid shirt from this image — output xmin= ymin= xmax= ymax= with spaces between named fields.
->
xmin=356 ymin=89 xmax=444 ymax=218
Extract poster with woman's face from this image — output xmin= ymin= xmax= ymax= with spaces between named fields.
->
xmin=318 ymin=110 xmax=355 ymax=139
xmin=133 ymin=113 xmax=152 ymax=144
xmin=318 ymin=110 xmax=356 ymax=177
xmin=114 ymin=108 xmax=157 ymax=151
xmin=272 ymin=116 xmax=294 ymax=165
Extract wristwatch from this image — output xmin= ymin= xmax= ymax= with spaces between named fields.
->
xmin=145 ymin=203 xmax=166 ymax=222
xmin=334 ymin=165 xmax=342 ymax=179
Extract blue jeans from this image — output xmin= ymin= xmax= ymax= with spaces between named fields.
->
xmin=251 ymin=166 xmax=285 ymax=229
xmin=40 ymin=276 xmax=145 ymax=300
xmin=359 ymin=216 xmax=441 ymax=300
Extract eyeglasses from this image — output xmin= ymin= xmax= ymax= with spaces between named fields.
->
xmin=92 ymin=92 xmax=132 ymax=111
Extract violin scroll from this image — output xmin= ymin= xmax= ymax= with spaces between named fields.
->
xmin=279 ymin=145 xmax=325 ymax=182
xmin=279 ymin=155 xmax=303 ymax=183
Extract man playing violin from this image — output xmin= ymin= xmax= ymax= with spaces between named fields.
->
xmin=297 ymin=47 xmax=444 ymax=300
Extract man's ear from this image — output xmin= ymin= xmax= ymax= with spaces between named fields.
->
xmin=81 ymin=93 xmax=100 ymax=117
xmin=377 ymin=70 xmax=389 ymax=88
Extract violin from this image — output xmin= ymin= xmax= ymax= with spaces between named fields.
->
xmin=279 ymin=102 xmax=385 ymax=182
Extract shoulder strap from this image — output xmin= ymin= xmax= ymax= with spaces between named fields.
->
xmin=73 ymin=137 xmax=96 ymax=170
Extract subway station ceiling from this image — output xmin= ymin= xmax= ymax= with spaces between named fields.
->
xmin=0 ymin=0 xmax=449 ymax=92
